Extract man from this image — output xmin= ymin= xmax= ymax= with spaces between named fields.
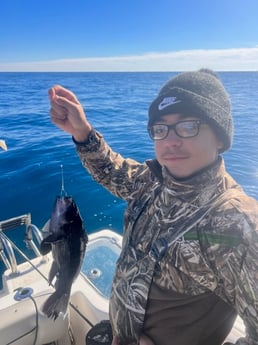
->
xmin=48 ymin=69 xmax=258 ymax=345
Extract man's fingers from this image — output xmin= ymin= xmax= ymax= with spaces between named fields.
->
xmin=55 ymin=95 xmax=79 ymax=109
xmin=48 ymin=87 xmax=55 ymax=101
xmin=50 ymin=107 xmax=67 ymax=121
xmin=49 ymin=85 xmax=80 ymax=104
xmin=50 ymin=98 xmax=67 ymax=116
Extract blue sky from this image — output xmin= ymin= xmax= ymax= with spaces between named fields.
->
xmin=0 ymin=0 xmax=258 ymax=71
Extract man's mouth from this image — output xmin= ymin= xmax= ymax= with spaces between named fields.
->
xmin=162 ymin=154 xmax=188 ymax=161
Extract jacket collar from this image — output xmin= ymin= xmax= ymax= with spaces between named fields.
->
xmin=147 ymin=157 xmax=226 ymax=204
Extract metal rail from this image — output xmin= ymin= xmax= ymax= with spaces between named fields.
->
xmin=0 ymin=214 xmax=43 ymax=273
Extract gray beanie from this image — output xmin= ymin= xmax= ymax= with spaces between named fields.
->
xmin=148 ymin=69 xmax=233 ymax=152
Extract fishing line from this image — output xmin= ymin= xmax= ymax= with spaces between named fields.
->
xmin=1 ymin=231 xmax=95 ymax=328
xmin=0 ymin=231 xmax=49 ymax=283
xmin=60 ymin=164 xmax=67 ymax=197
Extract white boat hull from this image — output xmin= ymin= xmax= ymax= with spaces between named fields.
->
xmin=0 ymin=230 xmax=121 ymax=345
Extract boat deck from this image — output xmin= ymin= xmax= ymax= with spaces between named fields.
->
xmin=225 ymin=316 xmax=245 ymax=343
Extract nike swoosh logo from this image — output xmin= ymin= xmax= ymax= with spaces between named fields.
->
xmin=158 ymin=97 xmax=181 ymax=111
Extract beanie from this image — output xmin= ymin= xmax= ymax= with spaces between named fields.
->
xmin=148 ymin=69 xmax=233 ymax=152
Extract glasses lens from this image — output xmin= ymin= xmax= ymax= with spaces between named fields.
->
xmin=150 ymin=124 xmax=168 ymax=140
xmin=176 ymin=121 xmax=199 ymax=138
xmin=149 ymin=121 xmax=202 ymax=140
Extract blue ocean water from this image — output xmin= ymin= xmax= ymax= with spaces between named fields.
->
xmin=0 ymin=72 xmax=258 ymax=279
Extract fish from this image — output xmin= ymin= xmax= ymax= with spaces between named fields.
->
xmin=40 ymin=195 xmax=88 ymax=320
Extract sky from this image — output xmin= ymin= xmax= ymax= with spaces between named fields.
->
xmin=0 ymin=0 xmax=258 ymax=72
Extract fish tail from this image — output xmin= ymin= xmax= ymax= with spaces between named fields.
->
xmin=42 ymin=289 xmax=71 ymax=320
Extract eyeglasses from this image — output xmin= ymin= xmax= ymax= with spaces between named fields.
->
xmin=148 ymin=120 xmax=205 ymax=140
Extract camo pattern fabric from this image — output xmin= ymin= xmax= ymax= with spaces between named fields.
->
xmin=75 ymin=130 xmax=258 ymax=345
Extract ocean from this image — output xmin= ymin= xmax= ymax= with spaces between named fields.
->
xmin=0 ymin=71 xmax=258 ymax=281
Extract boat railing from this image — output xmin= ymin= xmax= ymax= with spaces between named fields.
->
xmin=0 ymin=231 xmax=17 ymax=273
xmin=0 ymin=213 xmax=43 ymax=274
xmin=24 ymin=223 xmax=43 ymax=257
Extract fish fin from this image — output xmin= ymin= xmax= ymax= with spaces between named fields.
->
xmin=42 ymin=289 xmax=71 ymax=320
xmin=42 ymin=219 xmax=50 ymax=233
xmin=40 ymin=234 xmax=65 ymax=255
xmin=48 ymin=261 xmax=59 ymax=284
xmin=40 ymin=239 xmax=52 ymax=255
xmin=42 ymin=233 xmax=60 ymax=243
xmin=44 ymin=233 xmax=66 ymax=243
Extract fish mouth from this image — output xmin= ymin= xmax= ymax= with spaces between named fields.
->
xmin=0 ymin=140 xmax=7 ymax=151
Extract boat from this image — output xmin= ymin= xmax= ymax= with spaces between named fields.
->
xmin=0 ymin=213 xmax=245 ymax=345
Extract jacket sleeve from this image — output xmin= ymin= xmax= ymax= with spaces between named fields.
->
xmin=213 ymin=199 xmax=258 ymax=345
xmin=234 ymin=228 xmax=258 ymax=345
xmin=74 ymin=130 xmax=147 ymax=201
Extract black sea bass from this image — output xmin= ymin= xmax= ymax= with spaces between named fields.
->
xmin=40 ymin=195 xmax=88 ymax=320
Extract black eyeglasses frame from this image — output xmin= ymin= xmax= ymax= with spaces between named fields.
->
xmin=148 ymin=120 xmax=205 ymax=140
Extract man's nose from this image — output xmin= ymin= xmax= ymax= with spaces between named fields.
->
xmin=164 ymin=128 xmax=182 ymax=145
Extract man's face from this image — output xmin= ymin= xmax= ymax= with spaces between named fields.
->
xmin=153 ymin=114 xmax=223 ymax=178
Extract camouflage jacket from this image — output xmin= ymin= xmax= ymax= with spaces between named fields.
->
xmin=75 ymin=130 xmax=258 ymax=345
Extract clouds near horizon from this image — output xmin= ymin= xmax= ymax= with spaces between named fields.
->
xmin=1 ymin=47 xmax=257 ymax=72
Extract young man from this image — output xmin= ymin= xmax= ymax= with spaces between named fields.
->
xmin=48 ymin=69 xmax=258 ymax=345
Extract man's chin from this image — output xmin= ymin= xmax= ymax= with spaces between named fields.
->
xmin=164 ymin=165 xmax=193 ymax=179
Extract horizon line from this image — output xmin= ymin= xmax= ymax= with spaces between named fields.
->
xmin=1 ymin=47 xmax=258 ymax=72
xmin=0 ymin=70 xmax=257 ymax=73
